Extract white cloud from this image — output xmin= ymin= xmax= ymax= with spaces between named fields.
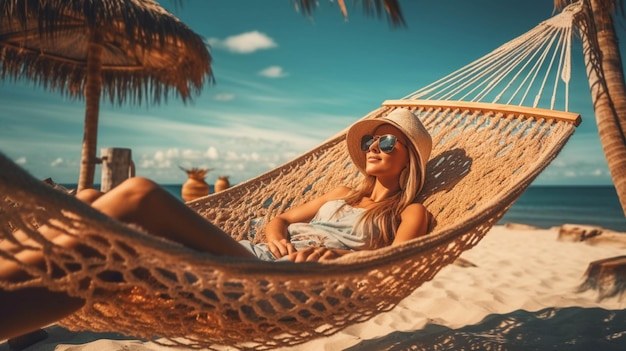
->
xmin=214 ymin=93 xmax=235 ymax=101
xmin=51 ymin=157 xmax=63 ymax=167
xmin=205 ymin=147 xmax=219 ymax=159
xmin=134 ymin=134 xmax=308 ymax=184
xmin=206 ymin=31 xmax=277 ymax=54
xmin=564 ymin=170 xmax=577 ymax=178
xmin=139 ymin=159 xmax=154 ymax=169
xmin=155 ymin=149 xmax=179 ymax=162
xmin=224 ymin=150 xmax=239 ymax=161
xmin=259 ymin=66 xmax=288 ymax=78
xmin=181 ymin=149 xmax=204 ymax=159
xmin=15 ymin=156 xmax=27 ymax=165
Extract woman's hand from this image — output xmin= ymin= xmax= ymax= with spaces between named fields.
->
xmin=288 ymin=247 xmax=346 ymax=262
xmin=267 ymin=239 xmax=296 ymax=259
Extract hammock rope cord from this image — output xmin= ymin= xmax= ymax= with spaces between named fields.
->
xmin=0 ymin=3 xmax=584 ymax=350
xmin=406 ymin=2 xmax=579 ymax=111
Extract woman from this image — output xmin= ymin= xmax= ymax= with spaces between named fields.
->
xmin=0 ymin=108 xmax=432 ymax=339
xmin=247 ymin=106 xmax=433 ymax=261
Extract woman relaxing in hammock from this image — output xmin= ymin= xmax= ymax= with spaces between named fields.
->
xmin=83 ymin=107 xmax=431 ymax=261
xmin=0 ymin=108 xmax=432 ymax=339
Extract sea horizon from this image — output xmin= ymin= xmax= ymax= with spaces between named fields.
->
xmin=61 ymin=183 xmax=626 ymax=232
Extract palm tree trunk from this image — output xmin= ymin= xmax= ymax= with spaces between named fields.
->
xmin=77 ymin=29 xmax=104 ymax=192
xmin=579 ymin=0 xmax=626 ymax=215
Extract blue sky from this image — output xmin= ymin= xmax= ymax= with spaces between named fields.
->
xmin=1 ymin=0 xmax=622 ymax=186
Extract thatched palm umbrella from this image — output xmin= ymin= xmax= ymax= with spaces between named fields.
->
xmin=0 ymin=0 xmax=213 ymax=192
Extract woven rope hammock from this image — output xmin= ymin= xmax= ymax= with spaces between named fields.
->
xmin=0 ymin=3 xmax=583 ymax=350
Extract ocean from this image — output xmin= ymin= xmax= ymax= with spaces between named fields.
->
xmin=498 ymin=185 xmax=626 ymax=232
xmin=73 ymin=184 xmax=626 ymax=232
xmin=165 ymin=184 xmax=626 ymax=232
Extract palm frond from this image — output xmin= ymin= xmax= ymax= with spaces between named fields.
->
xmin=294 ymin=0 xmax=406 ymax=27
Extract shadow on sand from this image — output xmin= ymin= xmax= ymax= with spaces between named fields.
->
xmin=346 ymin=307 xmax=626 ymax=351
xmin=2 ymin=307 xmax=625 ymax=351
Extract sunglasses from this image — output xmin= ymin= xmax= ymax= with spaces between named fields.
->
xmin=360 ymin=134 xmax=402 ymax=153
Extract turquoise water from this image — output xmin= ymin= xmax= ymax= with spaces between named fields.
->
xmin=164 ymin=184 xmax=626 ymax=232
xmin=498 ymin=185 xmax=626 ymax=231
xmin=76 ymin=184 xmax=626 ymax=232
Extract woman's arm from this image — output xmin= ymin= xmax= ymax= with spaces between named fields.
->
xmin=391 ymin=203 xmax=430 ymax=245
xmin=263 ymin=186 xmax=353 ymax=258
xmin=291 ymin=203 xmax=430 ymax=262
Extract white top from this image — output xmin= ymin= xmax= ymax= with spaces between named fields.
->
xmin=240 ymin=199 xmax=380 ymax=261
xmin=287 ymin=199 xmax=378 ymax=251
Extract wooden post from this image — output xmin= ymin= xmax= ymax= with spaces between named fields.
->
xmin=100 ymin=147 xmax=135 ymax=192
xmin=579 ymin=255 xmax=626 ymax=300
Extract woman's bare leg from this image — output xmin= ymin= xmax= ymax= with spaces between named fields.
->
xmin=0 ymin=177 xmax=255 ymax=340
xmin=77 ymin=188 xmax=105 ymax=204
xmin=88 ymin=177 xmax=255 ymax=257
xmin=0 ymin=288 xmax=84 ymax=341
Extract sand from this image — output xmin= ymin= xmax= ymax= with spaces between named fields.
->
xmin=2 ymin=224 xmax=625 ymax=351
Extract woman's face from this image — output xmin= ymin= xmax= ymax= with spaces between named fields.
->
xmin=363 ymin=124 xmax=409 ymax=179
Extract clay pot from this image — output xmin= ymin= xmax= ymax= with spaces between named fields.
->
xmin=180 ymin=167 xmax=210 ymax=202
xmin=214 ymin=176 xmax=230 ymax=193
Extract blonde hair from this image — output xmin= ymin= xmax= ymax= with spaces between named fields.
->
xmin=343 ymin=143 xmax=423 ymax=248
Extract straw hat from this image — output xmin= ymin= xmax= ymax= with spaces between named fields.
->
xmin=346 ymin=108 xmax=432 ymax=192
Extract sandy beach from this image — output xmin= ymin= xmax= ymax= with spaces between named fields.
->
xmin=2 ymin=224 xmax=625 ymax=351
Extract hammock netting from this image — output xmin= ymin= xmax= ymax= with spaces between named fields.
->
xmin=0 ymin=3 xmax=584 ymax=350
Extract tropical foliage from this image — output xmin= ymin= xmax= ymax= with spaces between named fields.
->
xmin=293 ymin=0 xmax=405 ymax=26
